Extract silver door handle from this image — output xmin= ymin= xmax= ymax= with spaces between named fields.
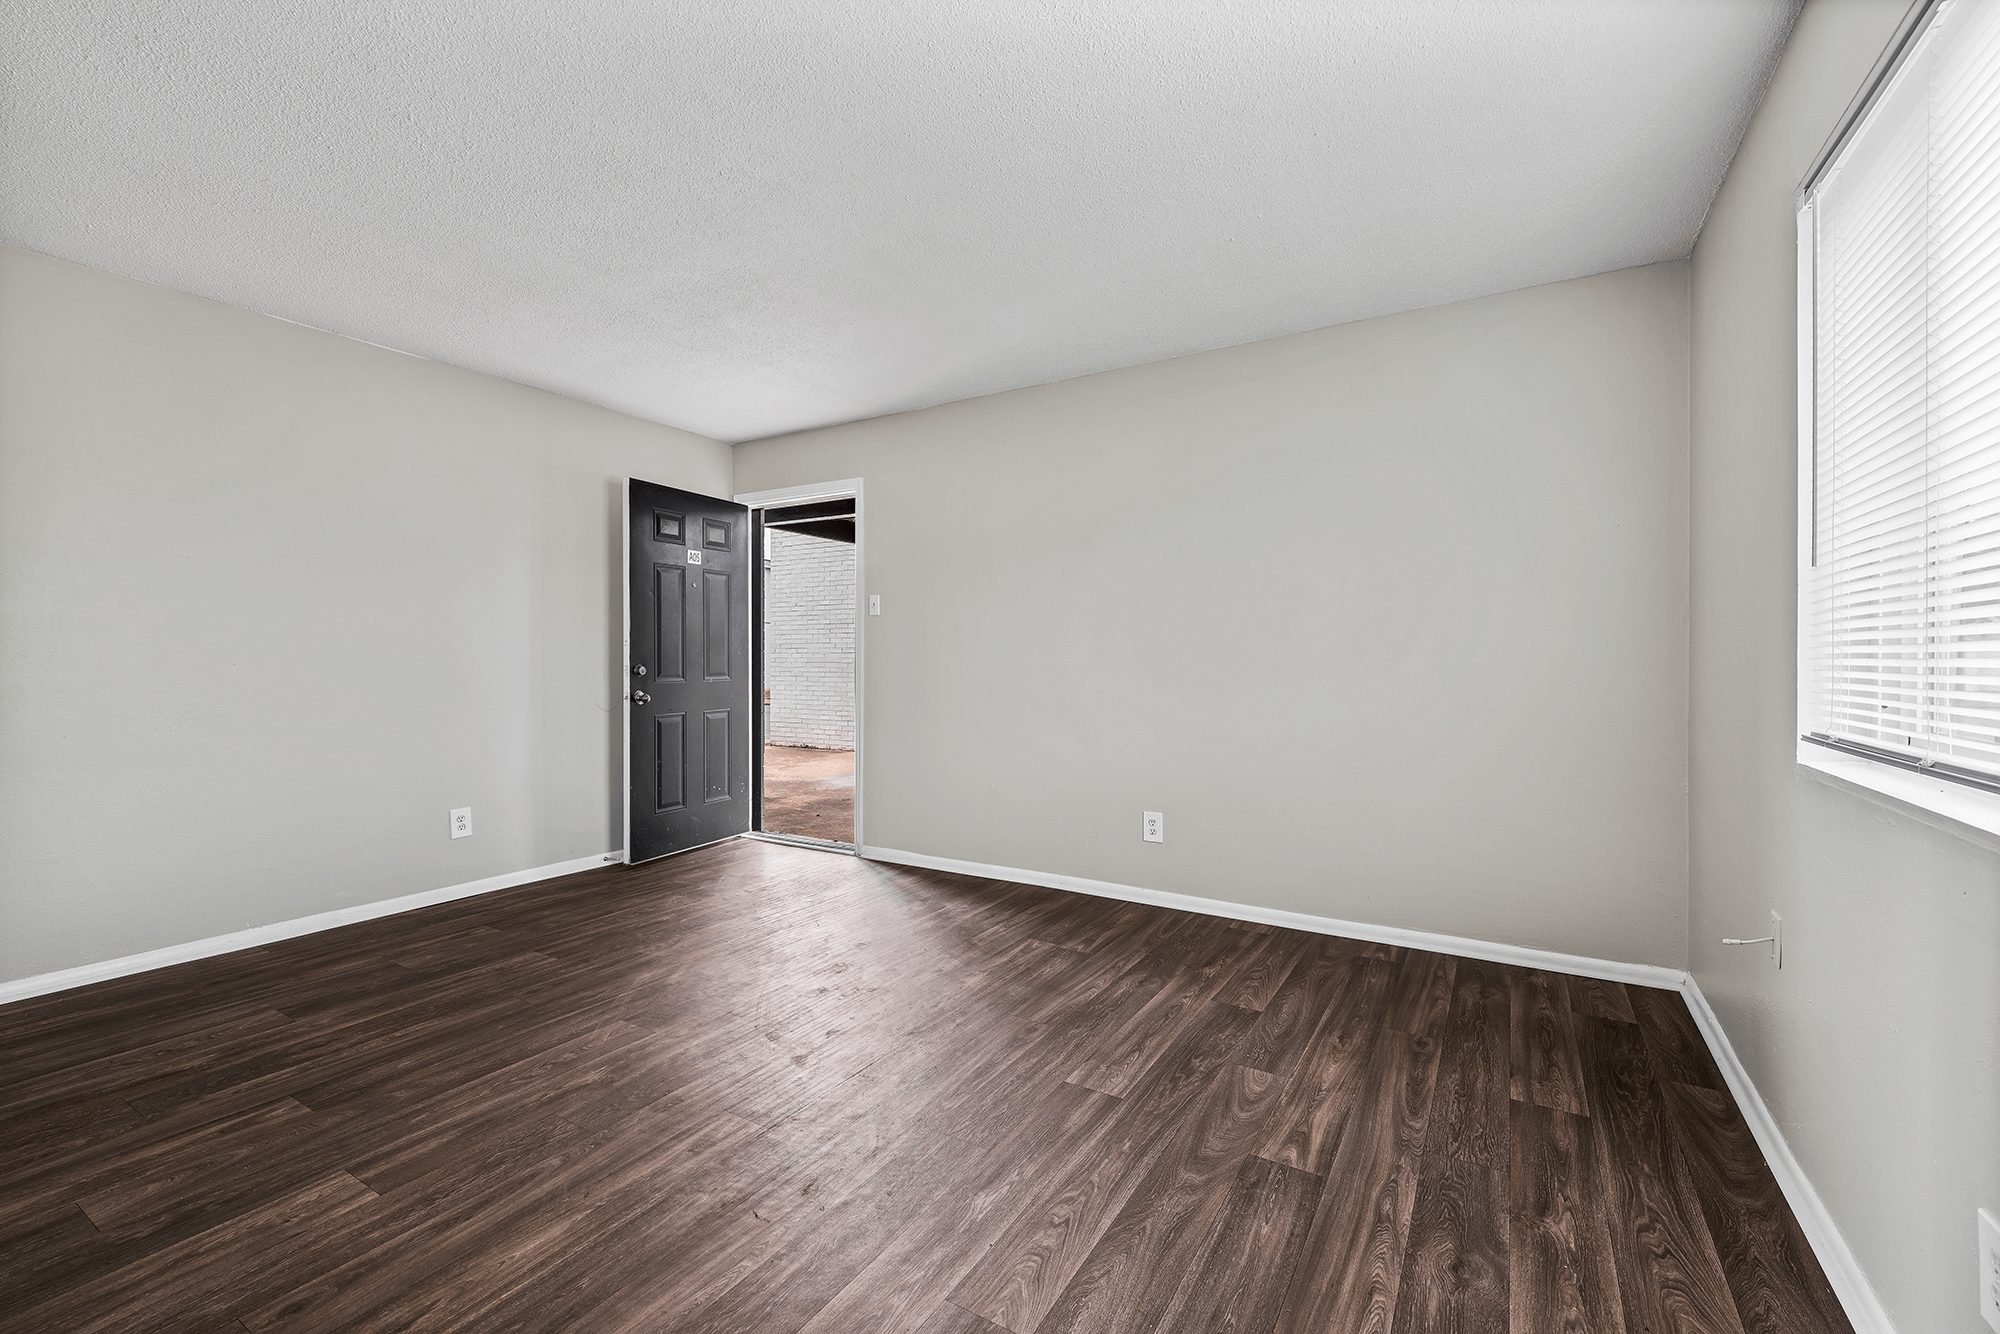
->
xmin=631 ymin=689 xmax=651 ymax=705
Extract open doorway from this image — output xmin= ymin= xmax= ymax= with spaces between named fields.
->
xmin=743 ymin=485 xmax=862 ymax=848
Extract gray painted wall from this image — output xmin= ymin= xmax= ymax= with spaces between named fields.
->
xmin=1689 ymin=2 xmax=2000 ymax=1330
xmin=764 ymin=530 xmax=857 ymax=750
xmin=0 ymin=244 xmax=732 ymax=984
xmin=737 ymin=261 xmax=1693 ymax=966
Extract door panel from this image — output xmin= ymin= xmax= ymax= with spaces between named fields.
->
xmin=628 ymin=479 xmax=750 ymax=862
xmin=653 ymin=564 xmax=686 ymax=681
xmin=703 ymin=570 xmax=731 ymax=678
xmin=703 ymin=710 xmax=732 ymax=800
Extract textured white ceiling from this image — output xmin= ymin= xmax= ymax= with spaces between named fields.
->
xmin=3 ymin=1 xmax=1799 ymax=442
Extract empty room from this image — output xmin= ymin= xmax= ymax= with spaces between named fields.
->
xmin=1 ymin=1 xmax=1994 ymax=1331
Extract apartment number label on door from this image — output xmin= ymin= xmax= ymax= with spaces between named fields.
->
xmin=688 ymin=549 xmax=703 ymax=564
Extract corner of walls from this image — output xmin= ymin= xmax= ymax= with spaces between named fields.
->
xmin=1682 ymin=252 xmax=1698 ymax=977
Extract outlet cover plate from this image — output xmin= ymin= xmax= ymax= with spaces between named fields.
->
xmin=450 ymin=807 xmax=472 ymax=840
xmin=1142 ymin=811 xmax=1164 ymax=844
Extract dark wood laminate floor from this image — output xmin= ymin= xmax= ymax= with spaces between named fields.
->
xmin=0 ymin=839 xmax=1852 ymax=1333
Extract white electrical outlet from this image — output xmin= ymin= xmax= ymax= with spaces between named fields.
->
xmin=1980 ymin=1207 xmax=2000 ymax=1331
xmin=450 ymin=807 xmax=472 ymax=840
xmin=1142 ymin=811 xmax=1164 ymax=844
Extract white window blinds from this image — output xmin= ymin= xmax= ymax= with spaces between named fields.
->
xmin=1802 ymin=0 xmax=2000 ymax=779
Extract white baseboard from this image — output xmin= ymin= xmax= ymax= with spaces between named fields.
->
xmin=1680 ymin=979 xmax=1896 ymax=1334
xmin=0 ymin=852 xmax=614 ymax=1008
xmin=858 ymin=845 xmax=1686 ymax=991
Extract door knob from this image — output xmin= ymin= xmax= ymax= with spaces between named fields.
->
xmin=631 ymin=689 xmax=652 ymax=705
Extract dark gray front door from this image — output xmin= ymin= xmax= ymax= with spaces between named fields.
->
xmin=627 ymin=479 xmax=750 ymax=863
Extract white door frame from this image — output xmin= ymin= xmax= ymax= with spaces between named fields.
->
xmin=735 ymin=478 xmax=866 ymax=849
xmin=620 ymin=477 xmax=632 ymax=864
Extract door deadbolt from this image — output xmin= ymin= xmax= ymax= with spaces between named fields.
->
xmin=632 ymin=663 xmax=647 ymax=676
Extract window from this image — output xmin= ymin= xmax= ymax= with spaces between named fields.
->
xmin=1799 ymin=0 xmax=2000 ymax=796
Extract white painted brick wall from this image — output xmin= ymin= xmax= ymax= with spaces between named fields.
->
xmin=764 ymin=529 xmax=856 ymax=750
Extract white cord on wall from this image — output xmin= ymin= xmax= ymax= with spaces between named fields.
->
xmin=1721 ymin=910 xmax=1784 ymax=968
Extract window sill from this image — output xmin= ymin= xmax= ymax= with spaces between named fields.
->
xmin=1796 ymin=741 xmax=2000 ymax=851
